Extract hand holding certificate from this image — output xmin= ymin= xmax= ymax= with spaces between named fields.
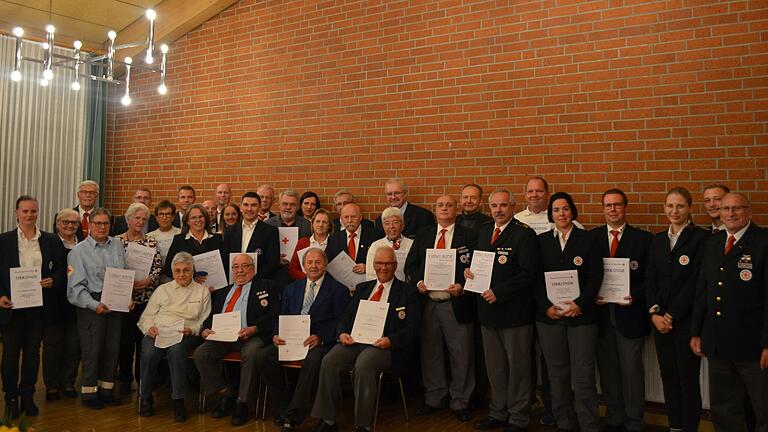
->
xmin=544 ymin=270 xmax=580 ymax=312
xmin=464 ymin=250 xmax=494 ymax=293
xmin=193 ymin=250 xmax=228 ymax=290
xmin=206 ymin=311 xmax=241 ymax=342
xmin=598 ymin=258 xmax=630 ymax=304
xmin=154 ymin=319 xmax=184 ymax=349
xmin=424 ymin=249 xmax=456 ymax=290
xmin=101 ymin=267 xmax=135 ymax=312
xmin=9 ymin=267 xmax=42 ymax=309
xmin=327 ymin=253 xmax=366 ymax=291
xmin=125 ymin=242 xmax=156 ymax=280
xmin=350 ymin=300 xmax=389 ymax=344
xmin=278 ymin=315 xmax=311 ymax=361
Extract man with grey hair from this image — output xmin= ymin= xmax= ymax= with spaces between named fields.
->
xmin=366 ymin=207 xmax=413 ymax=281
xmin=374 ymin=178 xmax=435 ymax=239
xmin=326 ymin=203 xmax=381 ymax=280
xmin=54 ymin=180 xmax=100 ymax=241
xmin=257 ymin=184 xmax=277 ymax=222
xmin=111 ymin=188 xmax=159 ymax=236
xmin=332 ymin=190 xmax=375 ymax=233
xmin=267 ymin=190 xmax=312 ymax=238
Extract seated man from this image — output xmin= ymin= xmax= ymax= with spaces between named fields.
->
xmin=255 ymin=248 xmax=351 ymax=431
xmin=310 ymin=247 xmax=421 ymax=432
xmin=192 ymin=253 xmax=277 ymax=426
xmin=137 ymin=252 xmax=212 ymax=422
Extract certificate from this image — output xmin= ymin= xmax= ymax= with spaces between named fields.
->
xmin=296 ymin=247 xmax=311 ymax=272
xmin=125 ymin=242 xmax=156 ymax=281
xmin=394 ymin=250 xmax=409 ymax=273
xmin=9 ymin=267 xmax=42 ymax=309
xmin=350 ymin=300 xmax=389 ymax=344
xmin=464 ymin=250 xmax=495 ymax=293
xmin=278 ymin=315 xmax=311 ymax=361
xmin=424 ymin=249 xmax=456 ymax=290
xmin=278 ymin=227 xmax=299 ymax=259
xmin=228 ymin=252 xmax=258 ymax=282
xmin=193 ymin=250 xmax=228 ymax=290
xmin=206 ymin=311 xmax=241 ymax=342
xmin=544 ymin=270 xmax=580 ymax=311
xmin=327 ymin=252 xmax=366 ymax=291
xmin=154 ymin=319 xmax=184 ymax=349
xmin=101 ymin=267 xmax=135 ymax=312
xmin=598 ymin=258 xmax=630 ymax=304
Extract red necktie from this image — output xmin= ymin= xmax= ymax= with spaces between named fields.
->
xmin=610 ymin=230 xmax=620 ymax=257
xmin=370 ymin=284 xmax=384 ymax=302
xmin=490 ymin=227 xmax=501 ymax=245
xmin=347 ymin=232 xmax=357 ymax=259
xmin=224 ymin=285 xmax=243 ymax=313
xmin=82 ymin=212 xmax=90 ymax=237
xmin=436 ymin=228 xmax=447 ymax=249
xmin=724 ymin=235 xmax=735 ymax=255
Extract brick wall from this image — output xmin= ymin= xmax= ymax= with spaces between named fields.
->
xmin=105 ymin=0 xmax=768 ymax=230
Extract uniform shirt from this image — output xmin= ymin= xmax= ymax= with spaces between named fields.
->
xmin=369 ymin=278 xmax=394 ymax=304
xmin=17 ymin=226 xmax=43 ymax=268
xmin=67 ymin=235 xmax=127 ymax=311
xmin=553 ymin=225 xmax=573 ymax=251
xmin=221 ymin=280 xmax=254 ymax=329
xmin=137 ymin=280 xmax=212 ymax=336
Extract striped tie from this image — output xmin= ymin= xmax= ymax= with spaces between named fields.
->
xmin=301 ymin=281 xmax=317 ymax=314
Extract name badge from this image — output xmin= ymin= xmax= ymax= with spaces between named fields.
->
xmin=737 ymin=262 xmax=753 ymax=270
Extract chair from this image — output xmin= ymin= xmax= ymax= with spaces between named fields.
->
xmin=355 ymin=369 xmax=409 ymax=432
xmin=192 ymin=350 xmax=242 ymax=412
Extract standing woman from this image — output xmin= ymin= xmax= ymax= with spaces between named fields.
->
xmin=219 ymin=203 xmax=242 ymax=234
xmin=115 ymin=203 xmax=163 ymax=394
xmin=298 ymin=191 xmax=320 ymax=220
xmin=288 ymin=208 xmax=333 ymax=280
xmin=164 ymin=204 xmax=224 ymax=279
xmin=646 ymin=187 xmax=708 ymax=432
xmin=535 ymin=192 xmax=603 ymax=432
xmin=0 ymin=196 xmax=67 ymax=417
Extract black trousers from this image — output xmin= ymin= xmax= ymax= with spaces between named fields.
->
xmin=652 ymin=328 xmax=701 ymax=431
xmin=1 ymin=312 xmax=44 ymax=399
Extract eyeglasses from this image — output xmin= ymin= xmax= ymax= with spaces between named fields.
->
xmin=157 ymin=212 xmax=174 ymax=217
xmin=91 ymin=221 xmax=110 ymax=227
xmin=59 ymin=220 xmax=80 ymax=226
xmin=232 ymin=264 xmax=254 ymax=270
xmin=721 ymin=205 xmax=750 ymax=213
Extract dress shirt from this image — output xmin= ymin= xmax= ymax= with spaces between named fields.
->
xmin=399 ymin=202 xmax=409 ymax=215
xmin=17 ymin=226 xmax=43 ymax=268
xmin=365 ymin=236 xmax=414 ymax=281
xmin=67 ymin=236 xmax=127 ymax=311
xmin=606 ymin=223 xmax=627 ymax=251
xmin=494 ymin=219 xmax=513 ymax=237
xmin=345 ymin=226 xmax=362 ymax=255
xmin=303 ymin=275 xmax=325 ymax=311
xmin=711 ymin=223 xmax=725 ymax=233
xmin=369 ymin=278 xmax=394 ymax=304
xmin=186 ymin=230 xmax=212 ymax=242
xmin=221 ymin=280 xmax=253 ymax=329
xmin=137 ymin=280 xmax=212 ymax=335
xmin=433 ymin=223 xmax=455 ymax=249
xmin=309 ymin=234 xmax=328 ymax=250
xmin=725 ymin=221 xmax=750 ymax=250
xmin=553 ymin=225 xmax=573 ymax=251
xmin=667 ymin=225 xmax=681 ymax=250
xmin=78 ymin=207 xmax=93 ymax=221
xmin=241 ymin=220 xmax=258 ymax=253
xmin=59 ymin=235 xmax=78 ymax=250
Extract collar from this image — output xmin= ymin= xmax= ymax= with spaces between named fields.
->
xmin=17 ymin=226 xmax=41 ymax=242
xmin=310 ymin=234 xmax=328 ymax=247
xmin=85 ymin=235 xmax=112 ymax=248
xmin=553 ymin=225 xmax=573 ymax=239
xmin=523 ymin=206 xmax=546 ymax=216
xmin=185 ymin=230 xmax=212 ymax=241
xmin=375 ymin=278 xmax=394 ymax=290
xmin=494 ymin=219 xmax=512 ymax=233
xmin=436 ymin=223 xmax=455 ymax=235
xmin=399 ymin=201 xmax=409 ymax=214
xmin=607 ymin=223 xmax=626 ymax=235
xmin=306 ymin=274 xmax=325 ymax=289
xmin=726 ymin=221 xmax=751 ymax=241
xmin=712 ymin=222 xmax=725 ymax=232
xmin=346 ymin=225 xmax=362 ymax=237
xmin=242 ymin=219 xmax=258 ymax=230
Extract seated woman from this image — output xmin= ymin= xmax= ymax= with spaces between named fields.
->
xmin=137 ymin=252 xmax=211 ymax=421
xmin=288 ymin=209 xmax=333 ymax=280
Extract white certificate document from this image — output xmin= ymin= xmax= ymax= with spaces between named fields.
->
xmin=424 ymin=249 xmax=456 ymax=290
xmin=599 ymin=258 xmax=630 ymax=304
xmin=193 ymin=250 xmax=228 ymax=290
xmin=327 ymin=252 xmax=366 ymax=291
xmin=297 ymin=247 xmax=311 ymax=272
xmin=228 ymin=252 xmax=259 ymax=282
xmin=464 ymin=250 xmax=495 ymax=293
xmin=545 ymin=270 xmax=580 ymax=311
xmin=9 ymin=267 xmax=42 ymax=309
xmin=278 ymin=315 xmax=311 ymax=361
xmin=394 ymin=250 xmax=409 ymax=273
xmin=278 ymin=227 xmax=299 ymax=258
xmin=125 ymin=242 xmax=156 ymax=281
xmin=351 ymin=300 xmax=389 ymax=344
xmin=206 ymin=311 xmax=241 ymax=342
xmin=154 ymin=319 xmax=184 ymax=349
xmin=101 ymin=267 xmax=135 ymax=312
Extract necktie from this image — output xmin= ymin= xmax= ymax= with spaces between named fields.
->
xmin=490 ymin=227 xmax=501 ymax=245
xmin=610 ymin=230 xmax=620 ymax=257
xmin=82 ymin=212 xmax=90 ymax=236
xmin=724 ymin=235 xmax=735 ymax=255
xmin=301 ymin=281 xmax=317 ymax=314
xmin=224 ymin=285 xmax=243 ymax=313
xmin=347 ymin=232 xmax=357 ymax=259
xmin=370 ymin=284 xmax=384 ymax=302
xmin=392 ymin=239 xmax=400 ymax=250
xmin=436 ymin=228 xmax=447 ymax=249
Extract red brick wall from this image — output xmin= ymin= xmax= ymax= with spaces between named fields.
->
xmin=105 ymin=0 xmax=768 ymax=230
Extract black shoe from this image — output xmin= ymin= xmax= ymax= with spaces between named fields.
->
xmin=313 ymin=421 xmax=337 ymax=432
xmin=5 ymin=398 xmax=19 ymax=419
xmin=62 ymin=388 xmax=78 ymax=398
xmin=502 ymin=425 xmax=526 ymax=432
xmin=415 ymin=404 xmax=442 ymax=416
xmin=100 ymin=393 xmax=121 ymax=406
xmin=20 ymin=397 xmax=38 ymax=416
xmin=474 ymin=416 xmax=506 ymax=430
xmin=139 ymin=398 xmax=154 ymax=417
xmin=454 ymin=408 xmax=472 ymax=422
xmin=82 ymin=397 xmax=104 ymax=410
xmin=231 ymin=401 xmax=249 ymax=426
xmin=281 ymin=421 xmax=296 ymax=432
xmin=174 ymin=398 xmax=187 ymax=422
xmin=45 ymin=390 xmax=60 ymax=401
xmin=211 ymin=395 xmax=233 ymax=419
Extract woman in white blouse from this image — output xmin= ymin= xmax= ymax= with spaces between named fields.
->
xmin=365 ymin=207 xmax=412 ymax=281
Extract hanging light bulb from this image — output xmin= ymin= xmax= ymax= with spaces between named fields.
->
xmin=157 ymin=44 xmax=169 ymax=95
xmin=121 ymin=56 xmax=132 ymax=105
xmin=71 ymin=40 xmax=82 ymax=91
xmin=11 ymin=27 xmax=23 ymax=82
xmin=145 ymin=9 xmax=156 ymax=64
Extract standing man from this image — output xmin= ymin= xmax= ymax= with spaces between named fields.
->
xmin=193 ymin=254 xmax=277 ymax=426
xmin=202 ymin=200 xmax=219 ymax=233
xmin=456 ymin=184 xmax=492 ymax=231
xmin=592 ymin=189 xmax=653 ymax=432
xmin=266 ymin=190 xmax=312 ymax=238
xmin=257 ymin=184 xmax=277 ymax=222
xmin=405 ymin=195 xmax=478 ymax=421
xmin=702 ymin=184 xmax=730 ymax=233
xmin=332 ymin=190 xmax=375 ymax=233
xmin=326 ymin=204 xmax=380 ymax=282
xmin=111 ymin=188 xmax=159 ymax=236
xmin=222 ymin=192 xmax=280 ymax=281
xmin=173 ymin=186 xmax=196 ymax=228
xmin=54 ymin=180 xmax=100 ymax=241
xmin=691 ymin=193 xmax=768 ymax=432
xmin=465 ymin=189 xmax=540 ymax=432
xmin=67 ymin=208 xmax=127 ymax=409
xmin=374 ymin=178 xmax=435 ymax=239
xmin=215 ymin=183 xmax=233 ymax=226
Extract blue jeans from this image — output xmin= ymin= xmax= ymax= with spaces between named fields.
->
xmin=140 ymin=335 xmax=201 ymax=400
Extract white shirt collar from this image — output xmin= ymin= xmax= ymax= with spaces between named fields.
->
xmin=17 ymin=226 xmax=41 ymax=242
xmin=185 ymin=230 xmax=212 ymax=241
xmin=727 ymin=221 xmax=751 ymax=242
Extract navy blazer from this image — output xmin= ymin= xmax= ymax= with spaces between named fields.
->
xmin=279 ymin=276 xmax=350 ymax=346
xmin=164 ymin=232 xmax=224 ymax=278
xmin=591 ymin=224 xmax=653 ymax=339
xmin=375 ymin=203 xmax=436 ymax=239
xmin=221 ymin=222 xmax=281 ymax=281
xmin=404 ymin=224 xmax=478 ymax=323
xmin=691 ymin=223 xmax=768 ymax=361
xmin=645 ymin=225 xmax=709 ymax=329
xmin=325 ymin=225 xmax=381 ymax=265
xmin=0 ymin=229 xmax=67 ymax=325
xmin=203 ymin=278 xmax=278 ymax=345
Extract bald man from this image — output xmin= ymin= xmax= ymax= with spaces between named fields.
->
xmin=325 ymin=204 xmax=382 ymax=281
xmin=215 ymin=184 xmax=233 ymax=227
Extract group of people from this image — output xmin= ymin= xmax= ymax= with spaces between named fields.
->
xmin=0 ymin=177 xmax=765 ymax=432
